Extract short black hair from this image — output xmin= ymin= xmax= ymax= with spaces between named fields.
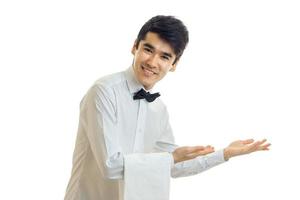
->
xmin=135 ymin=15 xmax=189 ymax=64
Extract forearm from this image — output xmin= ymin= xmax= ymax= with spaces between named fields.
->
xmin=171 ymin=149 xmax=226 ymax=178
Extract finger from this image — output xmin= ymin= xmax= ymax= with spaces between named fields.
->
xmin=242 ymin=139 xmax=254 ymax=145
xmin=259 ymin=139 xmax=267 ymax=144
xmin=252 ymin=141 xmax=270 ymax=151
xmin=260 ymin=143 xmax=271 ymax=150
xmin=255 ymin=139 xmax=268 ymax=148
xmin=190 ymin=147 xmax=215 ymax=156
xmin=204 ymin=146 xmax=214 ymax=151
xmin=205 ymin=145 xmax=214 ymax=150
xmin=246 ymin=141 xmax=261 ymax=152
xmin=243 ymin=140 xmax=271 ymax=153
xmin=185 ymin=146 xmax=205 ymax=153
xmin=188 ymin=148 xmax=214 ymax=158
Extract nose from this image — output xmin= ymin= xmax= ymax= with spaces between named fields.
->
xmin=146 ymin=54 xmax=159 ymax=68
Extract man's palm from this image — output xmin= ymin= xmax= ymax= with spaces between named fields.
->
xmin=172 ymin=145 xmax=215 ymax=164
xmin=224 ymin=139 xmax=271 ymax=160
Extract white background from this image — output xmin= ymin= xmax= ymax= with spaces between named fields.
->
xmin=0 ymin=0 xmax=299 ymax=199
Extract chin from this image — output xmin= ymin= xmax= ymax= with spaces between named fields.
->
xmin=139 ymin=79 xmax=153 ymax=89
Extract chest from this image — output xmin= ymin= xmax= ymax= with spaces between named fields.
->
xmin=116 ymin=92 xmax=163 ymax=153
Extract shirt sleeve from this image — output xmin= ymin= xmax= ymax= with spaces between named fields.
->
xmin=81 ymin=84 xmax=124 ymax=180
xmin=153 ymin=105 xmax=227 ymax=178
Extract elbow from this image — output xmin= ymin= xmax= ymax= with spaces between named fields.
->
xmin=171 ymin=168 xmax=180 ymax=178
xmin=171 ymin=172 xmax=180 ymax=178
xmin=170 ymin=164 xmax=182 ymax=178
xmin=103 ymin=168 xmax=123 ymax=180
xmin=101 ymin=159 xmax=124 ymax=180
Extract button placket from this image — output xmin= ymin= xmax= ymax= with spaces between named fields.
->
xmin=133 ymin=100 xmax=147 ymax=152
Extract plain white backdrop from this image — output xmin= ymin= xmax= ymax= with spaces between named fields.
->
xmin=0 ymin=0 xmax=299 ymax=199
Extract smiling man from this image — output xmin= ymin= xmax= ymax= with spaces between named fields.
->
xmin=131 ymin=32 xmax=177 ymax=89
xmin=64 ymin=15 xmax=270 ymax=200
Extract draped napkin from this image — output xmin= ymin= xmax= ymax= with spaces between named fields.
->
xmin=123 ymin=152 xmax=173 ymax=200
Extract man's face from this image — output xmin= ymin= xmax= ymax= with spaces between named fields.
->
xmin=131 ymin=32 xmax=178 ymax=90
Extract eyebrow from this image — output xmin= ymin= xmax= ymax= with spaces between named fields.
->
xmin=143 ymin=43 xmax=173 ymax=59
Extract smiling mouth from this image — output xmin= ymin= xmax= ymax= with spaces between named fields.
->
xmin=141 ymin=65 xmax=157 ymax=75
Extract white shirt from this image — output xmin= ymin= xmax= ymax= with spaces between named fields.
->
xmin=64 ymin=66 xmax=226 ymax=200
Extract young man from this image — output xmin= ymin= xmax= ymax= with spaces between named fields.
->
xmin=64 ymin=15 xmax=270 ymax=200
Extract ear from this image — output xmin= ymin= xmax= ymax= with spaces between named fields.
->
xmin=169 ymin=60 xmax=178 ymax=72
xmin=131 ymin=40 xmax=138 ymax=55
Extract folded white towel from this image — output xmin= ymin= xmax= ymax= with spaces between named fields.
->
xmin=124 ymin=152 xmax=173 ymax=200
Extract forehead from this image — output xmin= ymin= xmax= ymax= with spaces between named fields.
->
xmin=140 ymin=32 xmax=176 ymax=56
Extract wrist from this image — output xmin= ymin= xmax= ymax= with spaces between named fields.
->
xmin=223 ymin=148 xmax=231 ymax=161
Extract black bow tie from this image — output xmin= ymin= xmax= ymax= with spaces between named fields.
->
xmin=133 ymin=88 xmax=160 ymax=102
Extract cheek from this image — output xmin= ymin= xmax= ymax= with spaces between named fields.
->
xmin=157 ymin=68 xmax=169 ymax=79
xmin=161 ymin=64 xmax=173 ymax=73
xmin=136 ymin=51 xmax=149 ymax=61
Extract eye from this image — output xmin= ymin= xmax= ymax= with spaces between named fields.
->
xmin=161 ymin=55 xmax=170 ymax=61
xmin=144 ymin=47 xmax=152 ymax=53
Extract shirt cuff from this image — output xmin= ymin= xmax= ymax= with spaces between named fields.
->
xmin=195 ymin=149 xmax=227 ymax=171
xmin=202 ymin=149 xmax=226 ymax=165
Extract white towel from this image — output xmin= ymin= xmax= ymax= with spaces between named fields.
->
xmin=123 ymin=152 xmax=173 ymax=200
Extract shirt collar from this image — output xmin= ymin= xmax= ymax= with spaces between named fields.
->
xmin=125 ymin=66 xmax=156 ymax=94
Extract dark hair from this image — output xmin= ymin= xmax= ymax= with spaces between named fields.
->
xmin=136 ymin=15 xmax=189 ymax=64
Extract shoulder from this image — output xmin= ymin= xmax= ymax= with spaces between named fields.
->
xmin=94 ymin=71 xmax=126 ymax=90
xmin=84 ymin=71 xmax=126 ymax=103
xmin=86 ymin=70 xmax=126 ymax=95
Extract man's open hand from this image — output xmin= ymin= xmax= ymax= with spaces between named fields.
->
xmin=224 ymin=139 xmax=271 ymax=161
xmin=172 ymin=145 xmax=215 ymax=164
